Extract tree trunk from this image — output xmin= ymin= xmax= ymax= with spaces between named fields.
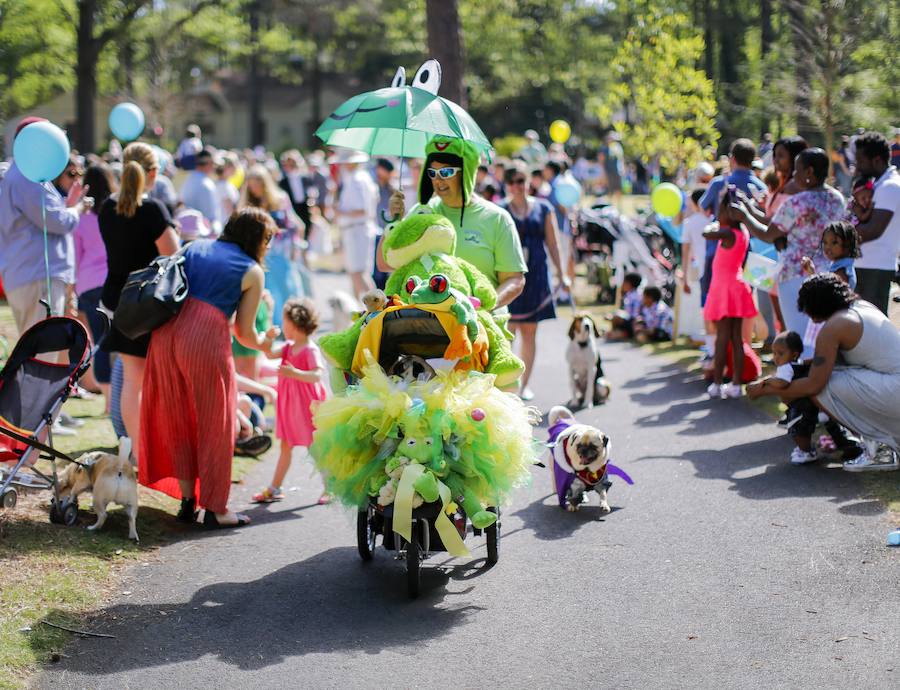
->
xmin=248 ymin=0 xmax=264 ymax=147
xmin=75 ymin=0 xmax=97 ymax=153
xmin=759 ymin=0 xmax=774 ymax=135
xmin=425 ymin=0 xmax=466 ymax=107
xmin=785 ymin=1 xmax=816 ymax=143
xmin=703 ymin=0 xmax=715 ymax=80
xmin=309 ymin=41 xmax=323 ymax=149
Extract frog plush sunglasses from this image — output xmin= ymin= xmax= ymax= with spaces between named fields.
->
xmin=426 ymin=167 xmax=462 ymax=180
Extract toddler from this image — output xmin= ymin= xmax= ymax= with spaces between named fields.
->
xmin=747 ymin=332 xmax=818 ymax=464
xmin=634 ymin=286 xmax=673 ymax=343
xmin=607 ymin=272 xmax=643 ymax=340
xmin=846 ymin=175 xmax=875 ymax=226
xmin=253 ymin=298 xmax=328 ymax=504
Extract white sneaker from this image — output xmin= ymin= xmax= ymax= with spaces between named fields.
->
xmin=519 ymin=387 xmax=535 ymax=401
xmin=843 ymin=442 xmax=900 ymax=472
xmin=721 ymin=383 xmax=742 ymax=399
xmin=50 ymin=421 xmax=76 ymax=437
xmin=790 ymin=447 xmax=818 ymax=465
xmin=706 ymin=382 xmax=722 ymax=399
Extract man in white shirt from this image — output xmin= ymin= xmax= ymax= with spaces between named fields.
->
xmin=180 ymin=148 xmax=223 ymax=235
xmin=334 ymin=149 xmax=377 ymax=298
xmin=853 ymin=131 xmax=900 ymax=315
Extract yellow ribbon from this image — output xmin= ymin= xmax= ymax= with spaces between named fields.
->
xmin=393 ymin=464 xmax=470 ymax=558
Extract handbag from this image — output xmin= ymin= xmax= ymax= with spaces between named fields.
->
xmin=112 ymin=252 xmax=189 ymax=339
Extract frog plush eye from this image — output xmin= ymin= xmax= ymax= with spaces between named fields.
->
xmin=390 ymin=66 xmax=406 ymax=88
xmin=429 ymin=274 xmax=448 ymax=294
xmin=406 ymin=438 xmax=416 ymax=446
xmin=412 ymin=59 xmax=442 ymax=95
xmin=424 ymin=438 xmax=433 ymax=446
xmin=405 ymin=276 xmax=421 ymax=294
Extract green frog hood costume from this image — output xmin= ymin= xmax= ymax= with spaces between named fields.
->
xmin=418 ymin=136 xmax=480 ymax=226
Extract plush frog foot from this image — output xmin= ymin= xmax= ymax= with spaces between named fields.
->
xmin=471 ymin=510 xmax=497 ymax=530
xmin=412 ymin=471 xmax=440 ymax=503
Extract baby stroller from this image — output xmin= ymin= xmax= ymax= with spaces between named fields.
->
xmin=0 ymin=315 xmax=94 ymax=525
xmin=353 ymin=305 xmax=500 ymax=598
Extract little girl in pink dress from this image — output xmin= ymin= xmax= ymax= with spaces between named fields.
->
xmin=703 ymin=189 xmax=758 ymax=399
xmin=253 ymin=298 xmax=328 ymax=503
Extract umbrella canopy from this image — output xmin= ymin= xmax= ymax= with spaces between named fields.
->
xmin=314 ymin=60 xmax=492 ymax=159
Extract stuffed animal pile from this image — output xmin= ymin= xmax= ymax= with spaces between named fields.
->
xmin=318 ymin=211 xmax=524 ymax=388
xmin=310 ymin=355 xmax=539 ymax=555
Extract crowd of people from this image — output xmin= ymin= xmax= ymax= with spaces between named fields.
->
xmin=669 ymin=131 xmax=900 ymax=471
xmin=0 ymin=114 xmax=898 ymax=529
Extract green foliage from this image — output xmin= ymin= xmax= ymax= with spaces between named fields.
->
xmin=595 ymin=8 xmax=719 ymax=170
xmin=492 ymin=134 xmax=528 ymax=159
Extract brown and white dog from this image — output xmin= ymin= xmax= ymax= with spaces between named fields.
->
xmin=565 ymin=313 xmax=610 ymax=409
xmin=57 ymin=438 xmax=139 ymax=541
xmin=548 ymin=406 xmax=612 ymax=515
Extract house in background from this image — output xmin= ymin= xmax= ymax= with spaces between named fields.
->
xmin=3 ymin=72 xmax=356 ymax=155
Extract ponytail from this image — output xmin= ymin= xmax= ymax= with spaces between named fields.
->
xmin=117 ymin=161 xmax=145 ymax=218
xmin=117 ymin=141 xmax=157 ymax=218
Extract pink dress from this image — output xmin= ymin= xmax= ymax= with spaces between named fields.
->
xmin=703 ymin=226 xmax=758 ymax=322
xmin=276 ymin=342 xmax=327 ymax=447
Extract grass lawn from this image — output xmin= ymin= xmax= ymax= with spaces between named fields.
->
xmin=0 ymin=302 xmax=265 ymax=688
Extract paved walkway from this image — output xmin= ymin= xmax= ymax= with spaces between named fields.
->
xmin=40 ymin=273 xmax=899 ymax=689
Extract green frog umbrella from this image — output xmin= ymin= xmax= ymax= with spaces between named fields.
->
xmin=314 ymin=60 xmax=492 ymax=160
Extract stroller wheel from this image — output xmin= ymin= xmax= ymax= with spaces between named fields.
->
xmin=486 ymin=507 xmax=500 ymax=565
xmin=357 ymin=504 xmax=377 ymax=561
xmin=2 ymin=488 xmax=17 ymax=509
xmin=61 ymin=499 xmax=79 ymax=527
xmin=406 ymin=521 xmax=421 ymax=598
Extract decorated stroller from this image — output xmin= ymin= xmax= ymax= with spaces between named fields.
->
xmin=313 ymin=301 xmax=537 ymax=597
xmin=0 ymin=315 xmax=95 ymax=525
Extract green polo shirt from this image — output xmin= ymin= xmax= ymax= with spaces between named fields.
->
xmin=410 ymin=195 xmax=527 ymax=287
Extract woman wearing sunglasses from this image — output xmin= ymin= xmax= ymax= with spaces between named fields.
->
xmin=499 ymin=161 xmax=568 ymax=400
xmin=377 ymin=137 xmax=527 ymax=315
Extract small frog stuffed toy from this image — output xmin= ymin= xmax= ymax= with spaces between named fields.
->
xmin=407 ymin=274 xmax=479 ymax=360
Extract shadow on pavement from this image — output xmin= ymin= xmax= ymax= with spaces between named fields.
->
xmin=640 ymin=435 xmax=884 ymax=510
xmin=38 ymin=547 xmax=484 ymax=676
xmin=510 ymin=492 xmax=623 ymax=541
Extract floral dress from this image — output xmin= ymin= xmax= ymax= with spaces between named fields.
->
xmin=771 ymin=187 xmax=846 ymax=282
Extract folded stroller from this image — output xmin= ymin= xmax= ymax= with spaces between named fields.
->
xmin=0 ymin=315 xmax=94 ymax=525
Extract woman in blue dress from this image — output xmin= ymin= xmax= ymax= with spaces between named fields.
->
xmin=499 ymin=162 xmax=569 ymax=400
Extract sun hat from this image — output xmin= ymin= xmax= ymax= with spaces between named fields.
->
xmin=330 ymin=148 xmax=370 ymax=165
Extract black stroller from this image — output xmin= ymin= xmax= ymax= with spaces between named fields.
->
xmin=0 ymin=315 xmax=94 ymax=525
xmin=352 ymin=306 xmax=500 ymax=597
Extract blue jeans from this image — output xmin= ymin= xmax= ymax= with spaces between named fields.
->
xmin=77 ymin=287 xmax=111 ymax=383
xmin=777 ymin=276 xmax=812 ymax=358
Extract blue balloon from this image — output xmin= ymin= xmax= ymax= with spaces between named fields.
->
xmin=109 ymin=102 xmax=145 ymax=142
xmin=13 ymin=121 xmax=71 ymax=183
xmin=555 ymin=180 xmax=581 ymax=207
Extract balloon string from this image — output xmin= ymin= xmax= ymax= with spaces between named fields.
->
xmin=41 ymin=192 xmax=52 ymax=318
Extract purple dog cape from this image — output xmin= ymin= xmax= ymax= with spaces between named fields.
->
xmin=547 ymin=419 xmax=633 ymax=508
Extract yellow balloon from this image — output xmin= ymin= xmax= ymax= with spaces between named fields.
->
xmin=228 ymin=166 xmax=245 ymax=190
xmin=549 ymin=119 xmax=571 ymax=144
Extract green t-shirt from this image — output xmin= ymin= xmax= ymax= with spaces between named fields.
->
xmin=411 ymin=195 xmax=527 ymax=287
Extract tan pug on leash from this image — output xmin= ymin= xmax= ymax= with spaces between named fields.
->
xmin=57 ymin=437 xmax=140 ymax=541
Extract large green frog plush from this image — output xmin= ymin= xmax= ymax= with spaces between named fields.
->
xmin=383 ymin=212 xmax=496 ymax=309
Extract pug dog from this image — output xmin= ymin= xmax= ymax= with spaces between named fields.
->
xmin=548 ymin=406 xmax=612 ymax=515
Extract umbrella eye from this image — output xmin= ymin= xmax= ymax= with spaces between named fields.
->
xmin=429 ymin=275 xmax=448 ymax=293
xmin=406 ymin=276 xmax=421 ymax=294
xmin=390 ymin=66 xmax=406 ymax=88
xmin=412 ymin=59 xmax=442 ymax=95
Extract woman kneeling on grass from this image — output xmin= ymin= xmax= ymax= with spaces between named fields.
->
xmin=751 ymin=273 xmax=900 ymax=472
xmin=140 ymin=209 xmax=280 ymax=528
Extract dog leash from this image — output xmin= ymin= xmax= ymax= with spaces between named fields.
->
xmin=0 ymin=425 xmax=89 ymax=468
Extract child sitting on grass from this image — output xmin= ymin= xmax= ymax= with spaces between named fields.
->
xmin=634 ymin=286 xmax=673 ymax=343
xmin=607 ymin=272 xmax=643 ymax=341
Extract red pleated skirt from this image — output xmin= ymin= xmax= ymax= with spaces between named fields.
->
xmin=139 ymin=298 xmax=236 ymax=513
